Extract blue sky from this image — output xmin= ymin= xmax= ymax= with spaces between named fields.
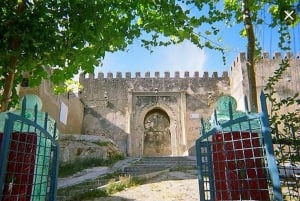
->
xmin=94 ymin=5 xmax=300 ymax=78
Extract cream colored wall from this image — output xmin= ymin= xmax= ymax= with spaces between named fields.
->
xmin=231 ymin=52 xmax=300 ymax=113
xmin=19 ymin=80 xmax=84 ymax=134
xmin=230 ymin=52 xmax=248 ymax=111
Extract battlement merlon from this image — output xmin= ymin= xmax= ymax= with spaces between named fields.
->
xmin=230 ymin=51 xmax=300 ymax=70
xmin=79 ymin=71 xmax=229 ymax=81
xmin=265 ymin=51 xmax=298 ymax=60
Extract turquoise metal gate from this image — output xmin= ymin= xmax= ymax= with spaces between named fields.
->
xmin=0 ymin=96 xmax=59 ymax=201
xmin=196 ymin=93 xmax=282 ymax=200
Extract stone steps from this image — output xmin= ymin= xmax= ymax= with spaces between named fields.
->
xmin=122 ymin=156 xmax=197 ymax=176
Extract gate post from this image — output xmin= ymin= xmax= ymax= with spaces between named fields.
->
xmin=0 ymin=115 xmax=13 ymax=201
xmin=259 ymin=92 xmax=283 ymax=200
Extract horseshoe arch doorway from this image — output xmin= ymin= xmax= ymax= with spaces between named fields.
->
xmin=143 ymin=108 xmax=171 ymax=156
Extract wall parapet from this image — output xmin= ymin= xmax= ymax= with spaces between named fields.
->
xmin=230 ymin=52 xmax=300 ymax=71
xmin=79 ymin=71 xmax=229 ymax=81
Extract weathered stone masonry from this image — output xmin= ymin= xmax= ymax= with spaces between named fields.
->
xmin=31 ymin=51 xmax=297 ymax=160
xmin=231 ymin=52 xmax=300 ymax=111
xmin=20 ymin=52 xmax=300 ymax=161
xmin=79 ymin=71 xmax=230 ymax=156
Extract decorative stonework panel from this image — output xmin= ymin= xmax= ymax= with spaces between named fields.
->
xmin=130 ymin=92 xmax=182 ymax=156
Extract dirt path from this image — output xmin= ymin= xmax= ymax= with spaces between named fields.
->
xmin=93 ymin=170 xmax=199 ymax=201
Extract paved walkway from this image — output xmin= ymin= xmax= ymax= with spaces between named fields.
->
xmin=58 ymin=166 xmax=109 ymax=188
xmin=58 ymin=157 xmax=141 ymax=189
xmin=58 ymin=157 xmax=200 ymax=201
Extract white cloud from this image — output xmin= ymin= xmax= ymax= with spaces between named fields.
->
xmin=98 ymin=40 xmax=207 ymax=77
xmin=157 ymin=41 xmax=207 ymax=74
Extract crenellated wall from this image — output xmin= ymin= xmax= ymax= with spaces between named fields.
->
xmin=79 ymin=71 xmax=230 ymax=156
xmin=16 ymin=49 xmax=300 ymax=159
xmin=230 ymin=52 xmax=248 ymax=111
xmin=16 ymin=50 xmax=298 ymax=159
xmin=50 ymin=51 xmax=300 ymax=157
xmin=80 ymin=70 xmax=229 ymax=79
xmin=230 ymin=52 xmax=300 ymax=111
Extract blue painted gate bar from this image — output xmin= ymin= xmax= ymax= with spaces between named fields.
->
xmin=0 ymin=95 xmax=59 ymax=201
xmin=196 ymin=92 xmax=283 ymax=201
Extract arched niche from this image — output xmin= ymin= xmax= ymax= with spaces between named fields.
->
xmin=143 ymin=108 xmax=171 ymax=156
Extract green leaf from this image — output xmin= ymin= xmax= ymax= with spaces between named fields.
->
xmin=269 ymin=5 xmax=279 ymax=15
xmin=137 ymin=17 xmax=143 ymax=25
xmin=240 ymin=28 xmax=247 ymax=37
xmin=205 ymin=30 xmax=211 ymax=35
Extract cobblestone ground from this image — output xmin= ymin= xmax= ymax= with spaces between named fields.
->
xmin=93 ymin=170 xmax=199 ymax=201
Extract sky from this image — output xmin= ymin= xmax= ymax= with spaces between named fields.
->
xmin=94 ymin=4 xmax=300 ymax=79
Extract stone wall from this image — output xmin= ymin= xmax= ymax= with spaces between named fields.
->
xmin=79 ymin=71 xmax=230 ymax=156
xmin=19 ymin=80 xmax=84 ymax=134
xmin=18 ymin=52 xmax=300 ymax=159
xmin=230 ymin=52 xmax=300 ymax=112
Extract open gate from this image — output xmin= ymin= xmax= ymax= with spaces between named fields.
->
xmin=196 ymin=92 xmax=282 ymax=200
xmin=0 ymin=96 xmax=59 ymax=201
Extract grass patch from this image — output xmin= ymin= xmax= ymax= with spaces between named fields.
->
xmin=57 ymin=179 xmax=110 ymax=198
xmin=93 ymin=141 xmax=111 ymax=146
xmin=105 ymin=175 xmax=145 ymax=195
xmin=57 ymin=175 xmax=145 ymax=200
xmin=70 ymin=189 xmax=108 ymax=201
xmin=58 ymin=154 xmax=124 ymax=177
xmin=101 ymin=170 xmax=124 ymax=179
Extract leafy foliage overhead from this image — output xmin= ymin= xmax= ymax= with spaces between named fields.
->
xmin=0 ymin=0 xmax=207 ymax=110
xmin=0 ymin=0 xmax=299 ymax=111
xmin=1 ymin=0 xmax=207 ymax=87
xmin=189 ymin=0 xmax=299 ymax=52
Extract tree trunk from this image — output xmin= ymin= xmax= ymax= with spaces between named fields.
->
xmin=0 ymin=1 xmax=25 ymax=112
xmin=243 ymin=0 xmax=258 ymax=112
xmin=0 ymin=53 xmax=18 ymax=112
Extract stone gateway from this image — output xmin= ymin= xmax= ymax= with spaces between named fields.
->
xmin=79 ymin=71 xmax=230 ymax=156
xmin=24 ymin=52 xmax=299 ymax=159
xmin=78 ymin=52 xmax=300 ymax=157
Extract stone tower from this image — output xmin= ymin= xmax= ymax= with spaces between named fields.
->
xmin=230 ymin=52 xmax=300 ymax=112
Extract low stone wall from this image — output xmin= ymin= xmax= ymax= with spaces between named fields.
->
xmin=58 ymin=134 xmax=122 ymax=163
